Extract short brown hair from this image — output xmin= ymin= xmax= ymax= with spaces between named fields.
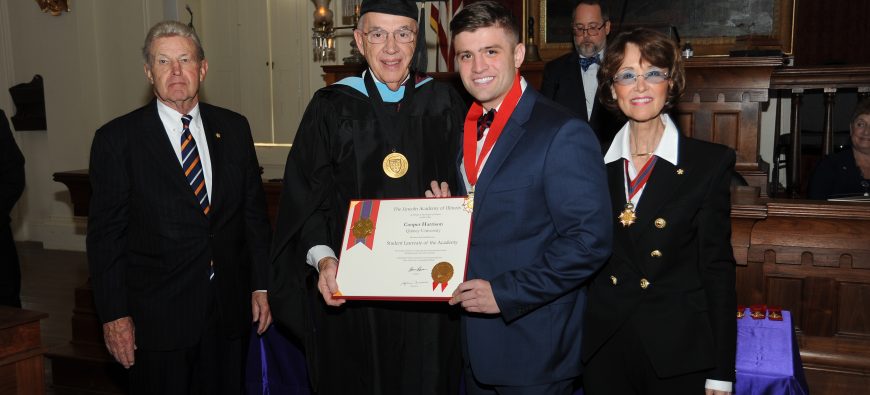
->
xmin=449 ymin=0 xmax=520 ymax=44
xmin=597 ymin=27 xmax=685 ymax=115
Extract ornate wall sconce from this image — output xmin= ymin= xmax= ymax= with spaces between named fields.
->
xmin=312 ymin=0 xmax=363 ymax=63
xmin=35 ymin=0 xmax=70 ymax=16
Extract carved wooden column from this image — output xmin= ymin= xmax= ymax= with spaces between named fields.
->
xmin=788 ymin=90 xmax=803 ymax=198
xmin=822 ymin=88 xmax=836 ymax=156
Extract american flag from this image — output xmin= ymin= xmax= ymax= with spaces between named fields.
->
xmin=448 ymin=0 xmax=463 ymax=72
xmin=429 ymin=0 xmax=463 ymax=72
xmin=429 ymin=2 xmax=450 ymax=71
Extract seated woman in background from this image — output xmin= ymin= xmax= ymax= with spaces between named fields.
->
xmin=807 ymin=98 xmax=870 ymax=199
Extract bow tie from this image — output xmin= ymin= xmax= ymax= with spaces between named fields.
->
xmin=580 ymin=54 xmax=600 ymax=72
xmin=477 ymin=109 xmax=497 ymax=141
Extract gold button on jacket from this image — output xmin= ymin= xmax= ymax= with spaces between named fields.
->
xmin=654 ymin=218 xmax=667 ymax=228
xmin=640 ymin=278 xmax=650 ymax=289
xmin=650 ymin=249 xmax=662 ymax=258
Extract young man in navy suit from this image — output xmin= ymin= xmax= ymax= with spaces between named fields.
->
xmin=87 ymin=21 xmax=272 ymax=394
xmin=442 ymin=2 xmax=612 ymax=393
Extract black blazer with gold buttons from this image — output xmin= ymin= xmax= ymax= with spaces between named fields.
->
xmin=581 ymin=135 xmax=737 ymax=383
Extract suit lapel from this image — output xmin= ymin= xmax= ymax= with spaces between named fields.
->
xmin=141 ymin=101 xmax=196 ymax=197
xmin=570 ymin=58 xmax=590 ymax=121
xmin=630 ymin=136 xmax=690 ymax=239
xmin=471 ymin=86 xmax=536 ymax=224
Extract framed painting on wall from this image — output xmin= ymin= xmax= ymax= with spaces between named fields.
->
xmin=529 ymin=0 xmax=795 ymax=60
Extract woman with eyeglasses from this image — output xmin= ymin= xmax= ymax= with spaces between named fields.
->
xmin=807 ymin=98 xmax=870 ymax=199
xmin=580 ymin=28 xmax=737 ymax=395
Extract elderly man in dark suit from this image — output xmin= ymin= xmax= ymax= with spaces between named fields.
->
xmin=443 ymin=2 xmax=612 ymax=393
xmin=541 ymin=0 xmax=621 ymax=150
xmin=87 ymin=20 xmax=272 ymax=394
xmin=0 ymin=109 xmax=25 ymax=308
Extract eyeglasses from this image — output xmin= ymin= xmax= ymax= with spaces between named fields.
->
xmin=612 ymin=69 xmax=670 ymax=86
xmin=572 ymin=23 xmax=607 ymax=36
xmin=361 ymin=28 xmax=416 ymax=44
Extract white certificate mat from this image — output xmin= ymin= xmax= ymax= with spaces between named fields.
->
xmin=335 ymin=197 xmax=472 ymax=300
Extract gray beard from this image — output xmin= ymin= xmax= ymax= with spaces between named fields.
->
xmin=575 ymin=42 xmax=601 ymax=58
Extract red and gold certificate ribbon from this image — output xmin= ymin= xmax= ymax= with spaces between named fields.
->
xmin=346 ymin=200 xmax=380 ymax=250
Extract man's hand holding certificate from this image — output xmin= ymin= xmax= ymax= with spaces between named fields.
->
xmin=334 ymin=197 xmax=472 ymax=300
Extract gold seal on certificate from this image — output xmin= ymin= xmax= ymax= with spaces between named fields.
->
xmin=431 ymin=262 xmax=454 ymax=291
xmin=382 ymin=152 xmax=409 ymax=178
xmin=351 ymin=218 xmax=374 ymax=239
xmin=431 ymin=261 xmax=454 ymax=284
xmin=618 ymin=203 xmax=637 ymax=227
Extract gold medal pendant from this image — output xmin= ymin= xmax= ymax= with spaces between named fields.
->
xmin=618 ymin=203 xmax=637 ymax=227
xmin=462 ymin=188 xmax=475 ymax=213
xmin=350 ymin=218 xmax=374 ymax=239
xmin=382 ymin=152 xmax=409 ymax=178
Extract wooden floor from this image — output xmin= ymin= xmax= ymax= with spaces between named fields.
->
xmin=17 ymin=242 xmax=90 ymax=393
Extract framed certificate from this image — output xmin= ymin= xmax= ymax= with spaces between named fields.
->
xmin=334 ymin=197 xmax=472 ymax=301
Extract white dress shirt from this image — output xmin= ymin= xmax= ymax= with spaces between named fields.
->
xmin=156 ymin=100 xmax=212 ymax=200
xmin=580 ymin=50 xmax=604 ymax=120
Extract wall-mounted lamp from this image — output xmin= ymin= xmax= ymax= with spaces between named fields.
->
xmin=312 ymin=0 xmax=363 ymax=63
xmin=35 ymin=0 xmax=70 ymax=16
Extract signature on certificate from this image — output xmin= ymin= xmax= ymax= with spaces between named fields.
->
xmin=400 ymin=280 xmax=429 ymax=288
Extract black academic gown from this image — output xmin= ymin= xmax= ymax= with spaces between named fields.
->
xmin=270 ymin=74 xmax=466 ymax=395
xmin=0 ymin=110 xmax=25 ymax=308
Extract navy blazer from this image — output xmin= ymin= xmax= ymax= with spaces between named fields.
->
xmin=460 ymin=86 xmax=612 ymax=385
xmin=582 ymin=136 xmax=737 ymax=382
xmin=87 ymin=100 xmax=272 ymax=351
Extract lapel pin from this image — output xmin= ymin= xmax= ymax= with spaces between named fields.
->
xmin=215 ymin=132 xmax=222 ymax=139
xmin=676 ymin=168 xmax=684 ymax=175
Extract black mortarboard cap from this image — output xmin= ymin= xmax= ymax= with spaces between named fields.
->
xmin=359 ymin=0 xmax=418 ymax=20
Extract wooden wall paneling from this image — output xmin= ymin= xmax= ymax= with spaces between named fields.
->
xmin=764 ymin=275 xmax=805 ymax=330
xmin=837 ymin=282 xmax=870 ymax=337
xmin=740 ymin=201 xmax=870 ymax=394
xmin=677 ymin=57 xmax=783 ymax=196
xmin=0 ymin=307 xmax=48 ymax=395
xmin=801 ymin=276 xmax=837 ymax=337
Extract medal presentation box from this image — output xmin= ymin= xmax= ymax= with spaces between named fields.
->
xmin=335 ymin=197 xmax=472 ymax=301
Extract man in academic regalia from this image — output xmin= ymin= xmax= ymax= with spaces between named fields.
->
xmin=269 ymin=0 xmax=465 ymax=394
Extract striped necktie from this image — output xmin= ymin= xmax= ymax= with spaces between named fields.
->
xmin=181 ymin=115 xmax=214 ymax=280
xmin=180 ymin=115 xmax=210 ymax=215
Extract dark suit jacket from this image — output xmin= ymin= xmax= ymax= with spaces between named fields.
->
xmin=540 ymin=51 xmax=623 ymax=151
xmin=460 ymin=87 xmax=612 ymax=385
xmin=87 ymin=100 xmax=271 ymax=351
xmin=582 ymin=136 xmax=737 ymax=382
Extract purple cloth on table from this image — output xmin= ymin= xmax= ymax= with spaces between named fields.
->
xmin=735 ymin=310 xmax=809 ymax=395
xmin=246 ymin=325 xmax=311 ymax=395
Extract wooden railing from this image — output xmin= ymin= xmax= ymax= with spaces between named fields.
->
xmin=769 ymin=65 xmax=870 ymax=197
